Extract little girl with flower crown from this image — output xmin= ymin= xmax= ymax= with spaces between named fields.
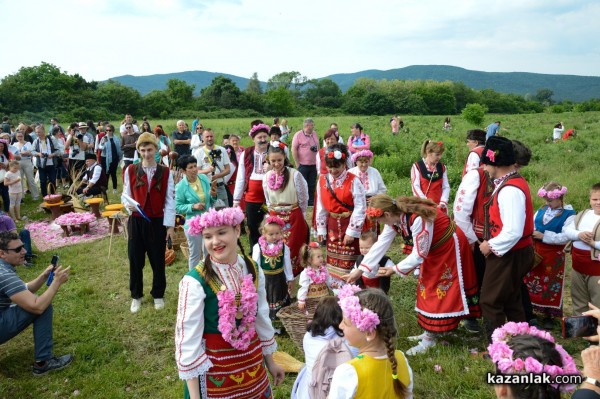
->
xmin=175 ymin=207 xmax=284 ymax=399
xmin=297 ymin=242 xmax=338 ymax=313
xmin=252 ymin=215 xmax=294 ymax=330
xmin=523 ymin=181 xmax=575 ymax=328
xmin=329 ymin=287 xmax=413 ymax=398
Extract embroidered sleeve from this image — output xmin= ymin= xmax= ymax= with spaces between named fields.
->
xmin=253 ymin=266 xmax=277 ymax=354
xmin=315 ymin=177 xmax=328 ymax=236
xmin=465 ymin=152 xmax=481 ymax=174
xmin=488 ymin=186 xmax=526 ymax=256
xmin=251 ymin=243 xmax=261 ymax=265
xmin=395 ymin=217 xmax=429 ymax=275
xmin=175 ymin=276 xmax=213 ymax=380
xmin=346 ymin=178 xmax=366 ymax=238
xmin=163 ymin=171 xmax=176 ymax=227
xmin=410 ymin=163 xmax=426 ymax=198
xmin=562 ymin=212 xmax=582 ymax=241
xmin=328 ymin=363 xmax=358 ymax=399
xmin=452 ymin=169 xmax=480 ymax=244
xmin=283 ymin=244 xmax=294 ymax=282
xmin=297 ymin=270 xmax=310 ymax=303
xmin=440 ymin=165 xmax=450 ymax=204
xmin=372 ymin=167 xmax=387 ymax=195
xmin=542 ymin=214 xmax=574 ymax=245
xmin=233 ymin=151 xmax=246 ymax=202
xmin=261 ymin=171 xmax=272 ymax=208
xmin=294 ymin=169 xmax=309 ymax=214
xmin=358 ymin=224 xmax=397 ymax=278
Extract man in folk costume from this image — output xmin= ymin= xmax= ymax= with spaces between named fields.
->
xmin=478 ymin=136 xmax=534 ymax=339
xmin=122 ymin=133 xmax=175 ymax=313
xmin=76 ymin=153 xmax=107 ymax=196
xmin=462 ymin=129 xmax=486 ymax=176
xmin=233 ymin=121 xmax=270 ymax=249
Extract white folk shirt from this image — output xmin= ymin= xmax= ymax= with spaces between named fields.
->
xmin=251 ymin=242 xmax=294 ymax=282
xmin=488 ymin=178 xmax=526 ymax=257
xmin=536 ymin=205 xmax=575 ymax=245
xmin=410 ymin=159 xmax=450 ymax=204
xmin=563 ymin=211 xmax=600 ymax=251
xmin=297 ymin=267 xmax=337 ymax=303
xmin=233 ymin=149 xmax=267 ymax=202
xmin=453 ymin=168 xmax=481 ymax=244
xmin=121 ymin=165 xmax=176 ymax=227
xmin=348 ymin=166 xmax=387 ymax=197
xmin=464 ymin=146 xmax=484 ymax=174
xmin=82 ymin=162 xmax=102 ymax=185
xmin=174 ymin=256 xmax=277 ymax=380
xmin=262 ymin=168 xmax=309 ymax=214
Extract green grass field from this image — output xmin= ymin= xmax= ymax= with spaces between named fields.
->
xmin=1 ymin=111 xmax=599 ymax=398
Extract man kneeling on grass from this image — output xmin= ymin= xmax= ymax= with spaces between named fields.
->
xmin=0 ymin=231 xmax=73 ymax=375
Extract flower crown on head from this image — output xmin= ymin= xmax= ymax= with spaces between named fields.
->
xmin=270 ymin=140 xmax=285 ymax=150
xmin=488 ymin=322 xmax=579 ymax=393
xmin=187 ymin=207 xmax=245 ymax=236
xmin=265 ymin=215 xmax=285 ymax=228
xmin=365 ymin=207 xmax=383 ymax=218
xmin=337 ymin=285 xmax=380 ymax=333
xmin=248 ymin=123 xmax=270 ymax=138
xmin=538 ymin=186 xmax=567 ymax=200
xmin=327 ymin=150 xmax=346 ymax=160
xmin=0 ymin=139 xmax=8 ymax=145
xmin=351 ymin=149 xmax=374 ymax=164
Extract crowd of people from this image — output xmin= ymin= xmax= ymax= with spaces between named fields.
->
xmin=2 ymin=114 xmax=600 ymax=398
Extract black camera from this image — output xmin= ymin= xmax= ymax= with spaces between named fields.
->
xmin=76 ymin=133 xmax=84 ymax=140
xmin=310 ymin=146 xmax=318 ymax=152
xmin=71 ymin=149 xmax=80 ymax=156
xmin=209 ymin=149 xmax=222 ymax=159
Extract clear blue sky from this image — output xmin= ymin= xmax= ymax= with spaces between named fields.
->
xmin=2 ymin=0 xmax=598 ymax=82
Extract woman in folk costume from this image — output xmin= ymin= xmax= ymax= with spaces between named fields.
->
xmin=523 ymin=182 xmax=576 ymax=327
xmin=262 ymin=140 xmax=309 ymax=276
xmin=344 ymin=194 xmax=480 ymax=355
xmin=175 ymin=207 xmax=284 ymax=399
xmin=315 ymin=143 xmax=367 ymax=282
xmin=348 ymin=149 xmax=387 ymax=233
xmin=410 ymin=140 xmax=450 ymax=212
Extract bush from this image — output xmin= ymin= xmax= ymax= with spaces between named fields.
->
xmin=461 ymin=103 xmax=488 ymax=126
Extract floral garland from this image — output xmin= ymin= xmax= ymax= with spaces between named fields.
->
xmin=248 ymin=123 xmax=270 ymax=138
xmin=55 ymin=212 xmax=96 ymax=225
xmin=188 ymin=207 xmax=245 ymax=236
xmin=327 ymin=150 xmax=346 ymax=160
xmin=217 ymin=274 xmax=258 ymax=351
xmin=365 ymin=207 xmax=383 ymax=218
xmin=306 ymin=265 xmax=328 ymax=284
xmin=337 ymin=284 xmax=380 ymax=333
xmin=488 ymin=322 xmax=579 ymax=393
xmin=538 ymin=186 xmax=567 ymax=199
xmin=258 ymin=236 xmax=284 ymax=257
xmin=267 ymin=171 xmax=284 ymax=191
xmin=350 ymin=149 xmax=373 ymax=164
xmin=265 ymin=215 xmax=285 ymax=228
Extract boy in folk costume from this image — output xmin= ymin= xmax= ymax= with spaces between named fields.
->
xmin=122 ymin=133 xmax=175 ymax=313
xmin=563 ymin=182 xmax=600 ymax=315
xmin=462 ymin=129 xmax=486 ymax=176
xmin=316 ymin=143 xmax=366 ymax=282
xmin=478 ymin=136 xmax=535 ymax=338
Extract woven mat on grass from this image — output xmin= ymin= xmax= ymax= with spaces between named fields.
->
xmin=25 ymin=218 xmax=111 ymax=252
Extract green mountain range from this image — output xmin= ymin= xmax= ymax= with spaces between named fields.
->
xmin=109 ymin=65 xmax=600 ymax=102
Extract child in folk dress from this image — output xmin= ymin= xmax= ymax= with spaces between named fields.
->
xmin=410 ymin=140 xmax=450 ymax=211
xmin=297 ymin=242 xmax=338 ymax=312
xmin=329 ymin=287 xmax=413 ymax=398
xmin=351 ymin=231 xmax=392 ymax=294
xmin=251 ymin=215 xmax=294 ymax=330
xmin=4 ymin=161 xmax=22 ymax=220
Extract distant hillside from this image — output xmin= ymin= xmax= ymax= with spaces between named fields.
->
xmin=324 ymin=65 xmax=600 ymax=102
xmin=108 ymin=65 xmax=600 ymax=102
xmin=109 ymin=71 xmax=253 ymax=96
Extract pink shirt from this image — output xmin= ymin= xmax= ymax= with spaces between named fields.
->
xmin=291 ymin=130 xmax=319 ymax=166
xmin=347 ymin=133 xmax=370 ymax=154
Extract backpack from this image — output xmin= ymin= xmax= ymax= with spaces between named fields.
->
xmin=309 ymin=337 xmax=354 ymax=399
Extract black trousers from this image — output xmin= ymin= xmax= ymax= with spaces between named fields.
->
xmin=127 ymin=216 xmax=167 ymax=299
xmin=245 ymin=201 xmax=266 ymax=250
xmin=298 ymin=164 xmax=317 ymax=206
xmin=76 ymin=185 xmax=102 ymax=196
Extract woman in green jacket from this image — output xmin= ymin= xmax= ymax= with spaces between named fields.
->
xmin=175 ymin=154 xmax=217 ymax=270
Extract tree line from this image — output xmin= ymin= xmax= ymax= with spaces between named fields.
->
xmin=1 ymin=62 xmax=598 ymax=123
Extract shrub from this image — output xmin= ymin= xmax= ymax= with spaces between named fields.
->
xmin=461 ymin=103 xmax=488 ymax=125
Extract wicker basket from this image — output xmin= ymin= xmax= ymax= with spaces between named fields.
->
xmin=180 ymin=241 xmax=190 ymax=260
xmin=171 ymin=226 xmax=186 ymax=250
xmin=276 ymin=299 xmax=321 ymax=351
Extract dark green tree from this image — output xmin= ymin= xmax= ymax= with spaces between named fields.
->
xmin=264 ymin=87 xmax=295 ymax=116
xmin=96 ymin=80 xmax=143 ymax=115
xmin=166 ymin=79 xmax=195 ymax=108
xmin=303 ymin=79 xmax=342 ymax=108
xmin=143 ymin=90 xmax=174 ymax=118
xmin=246 ymin=72 xmax=263 ymax=95
xmin=200 ymin=76 xmax=242 ymax=109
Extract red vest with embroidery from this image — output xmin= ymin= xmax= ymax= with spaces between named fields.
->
xmin=415 ymin=160 xmax=445 ymax=204
xmin=485 ymin=174 xmax=534 ymax=251
xmin=243 ymin=146 xmax=256 ymax=193
xmin=318 ymin=148 xmax=327 ymax=175
xmin=319 ymin=173 xmax=356 ymax=213
xmin=409 ymin=207 xmax=450 ymax=255
xmin=472 ymin=168 xmax=494 ymax=240
xmin=127 ymin=164 xmax=169 ymax=218
xmin=462 ymin=146 xmax=484 ymax=177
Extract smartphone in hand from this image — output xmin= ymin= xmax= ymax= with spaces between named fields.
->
xmin=561 ymin=315 xmax=599 ymax=338
xmin=46 ymin=254 xmax=60 ymax=286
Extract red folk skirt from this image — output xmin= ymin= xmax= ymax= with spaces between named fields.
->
xmin=415 ymin=228 xmax=480 ymax=333
xmin=269 ymin=205 xmax=309 ymax=276
xmin=523 ymin=241 xmax=566 ymax=317
xmin=325 ymin=213 xmax=360 ymax=281
xmin=184 ymin=333 xmax=271 ymax=399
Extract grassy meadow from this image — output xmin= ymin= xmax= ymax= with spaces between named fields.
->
xmin=1 ymin=111 xmax=600 ymax=398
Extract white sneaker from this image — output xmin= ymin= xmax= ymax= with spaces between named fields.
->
xmin=154 ymin=298 xmax=165 ymax=310
xmin=413 ymin=267 xmax=420 ymax=277
xmin=406 ymin=338 xmax=436 ymax=355
xmin=130 ymin=298 xmax=142 ymax=313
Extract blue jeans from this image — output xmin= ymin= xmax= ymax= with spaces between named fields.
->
xmin=0 ymin=304 xmax=54 ymax=361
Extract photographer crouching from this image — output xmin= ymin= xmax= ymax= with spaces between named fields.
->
xmin=76 ymin=153 xmax=107 ymax=197
xmin=192 ymin=128 xmax=230 ymax=209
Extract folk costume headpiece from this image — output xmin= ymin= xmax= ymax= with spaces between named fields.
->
xmin=187 ymin=207 xmax=245 ymax=236
xmin=248 ymin=123 xmax=270 ymax=138
xmin=136 ymin=132 xmax=158 ymax=150
xmin=337 ymin=285 xmax=380 ymax=333
xmin=481 ymin=136 xmax=515 ymax=166
xmin=351 ymin=149 xmax=374 ymax=164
